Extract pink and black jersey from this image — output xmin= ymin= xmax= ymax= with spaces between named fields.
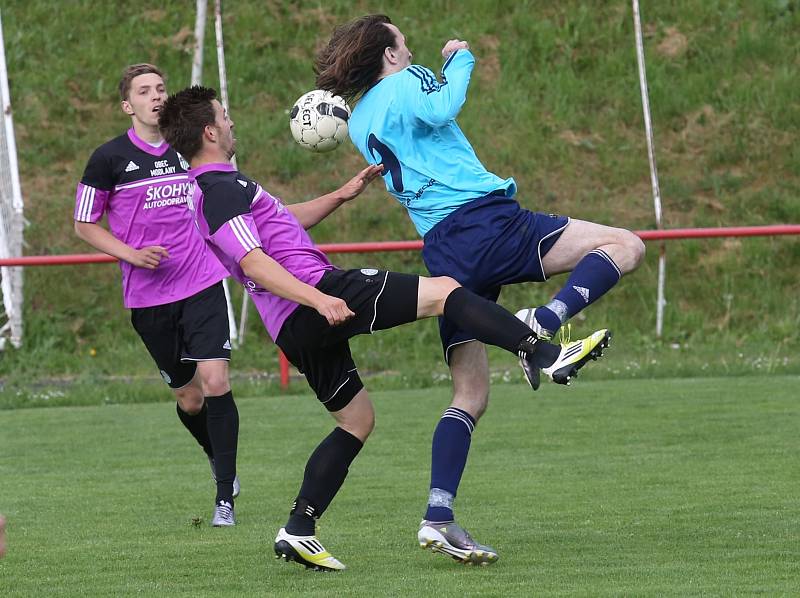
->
xmin=74 ymin=128 xmax=227 ymax=308
xmin=188 ymin=162 xmax=335 ymax=341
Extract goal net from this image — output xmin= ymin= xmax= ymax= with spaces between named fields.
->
xmin=0 ymin=10 xmax=24 ymax=349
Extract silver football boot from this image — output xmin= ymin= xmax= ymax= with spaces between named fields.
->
xmin=418 ymin=520 xmax=499 ymax=566
xmin=211 ymin=500 xmax=236 ymax=527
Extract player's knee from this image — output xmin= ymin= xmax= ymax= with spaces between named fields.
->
xmin=334 ymin=390 xmax=375 ymax=441
xmin=452 ymin=386 xmax=489 ymax=421
xmin=200 ymin=373 xmax=230 ymax=397
xmin=359 ymin=409 xmax=376 ymax=439
xmin=346 ymin=406 xmax=375 ymax=441
xmin=433 ymin=276 xmax=461 ymax=311
xmin=622 ymin=230 xmax=646 ymax=271
xmin=175 ymin=387 xmax=204 ymax=414
xmin=435 ymin=276 xmax=461 ymax=294
xmin=418 ymin=276 xmax=462 ymax=318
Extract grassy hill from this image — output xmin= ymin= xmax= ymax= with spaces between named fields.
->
xmin=1 ymin=0 xmax=798 ymax=405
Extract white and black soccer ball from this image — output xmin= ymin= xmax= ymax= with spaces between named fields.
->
xmin=289 ymin=89 xmax=351 ymax=153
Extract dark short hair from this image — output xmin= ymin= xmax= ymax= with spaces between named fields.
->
xmin=158 ymin=86 xmax=218 ymax=161
xmin=315 ymin=14 xmax=396 ymax=100
xmin=118 ymin=63 xmax=164 ymax=101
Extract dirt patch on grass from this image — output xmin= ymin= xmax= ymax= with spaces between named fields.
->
xmin=476 ymin=35 xmax=501 ymax=86
xmin=657 ymin=27 xmax=688 ymax=58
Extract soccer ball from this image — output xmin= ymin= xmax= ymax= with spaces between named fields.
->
xmin=289 ymin=89 xmax=351 ymax=153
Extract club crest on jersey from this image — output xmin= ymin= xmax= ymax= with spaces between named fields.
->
xmin=176 ymin=152 xmax=190 ymax=171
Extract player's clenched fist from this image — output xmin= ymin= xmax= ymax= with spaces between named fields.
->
xmin=442 ymin=39 xmax=469 ymax=59
xmin=314 ymin=293 xmax=355 ymax=326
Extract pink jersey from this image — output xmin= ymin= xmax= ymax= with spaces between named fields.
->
xmin=188 ymin=162 xmax=335 ymax=340
xmin=75 ymin=129 xmax=227 ymax=308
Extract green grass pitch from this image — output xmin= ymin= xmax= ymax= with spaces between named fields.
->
xmin=1 ymin=376 xmax=798 ymax=596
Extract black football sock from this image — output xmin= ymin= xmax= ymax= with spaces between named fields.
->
xmin=206 ymin=391 xmax=239 ymax=505
xmin=176 ymin=401 xmax=214 ymax=458
xmin=286 ymin=427 xmax=363 ymax=536
xmin=443 ymin=287 xmax=559 ymax=367
xmin=518 ymin=335 xmax=559 ymax=369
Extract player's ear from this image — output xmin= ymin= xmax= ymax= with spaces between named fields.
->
xmin=384 ymin=46 xmax=396 ymax=64
xmin=121 ymin=100 xmax=134 ymax=116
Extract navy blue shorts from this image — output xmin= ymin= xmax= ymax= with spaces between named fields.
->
xmin=422 ymin=194 xmax=569 ymax=362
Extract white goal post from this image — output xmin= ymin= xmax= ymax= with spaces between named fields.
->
xmin=0 ymin=9 xmax=24 ymax=350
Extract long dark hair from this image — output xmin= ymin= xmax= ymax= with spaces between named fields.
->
xmin=315 ymin=14 xmax=396 ymax=101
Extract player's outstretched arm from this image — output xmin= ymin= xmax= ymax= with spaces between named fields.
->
xmin=410 ymin=45 xmax=475 ymax=127
xmin=287 ymin=164 xmax=383 ymax=229
xmin=74 ymin=221 xmax=168 ymax=269
xmin=239 ymin=248 xmax=353 ymax=326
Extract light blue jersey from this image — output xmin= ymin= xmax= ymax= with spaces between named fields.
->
xmin=349 ymin=49 xmax=516 ymax=237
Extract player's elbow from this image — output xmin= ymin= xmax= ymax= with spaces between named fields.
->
xmin=425 ymin=114 xmax=452 ymax=127
xmin=74 ymin=220 xmax=91 ymax=240
xmin=425 ymin=108 xmax=460 ymax=128
xmin=239 ymin=249 xmax=263 ymax=281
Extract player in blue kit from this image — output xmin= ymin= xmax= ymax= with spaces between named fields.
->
xmin=315 ymin=15 xmax=645 ymax=565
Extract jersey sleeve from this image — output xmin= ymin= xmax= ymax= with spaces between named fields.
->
xmin=406 ymin=50 xmax=475 ymax=127
xmin=74 ymin=147 xmax=113 ymax=223
xmin=202 ymin=181 xmax=263 ymax=264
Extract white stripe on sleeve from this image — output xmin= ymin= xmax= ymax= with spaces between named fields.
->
xmin=231 ymin=215 xmax=260 ymax=248
xmin=228 ymin=216 xmax=259 ymax=251
xmin=78 ymin=185 xmax=96 ymax=222
xmin=76 ymin=185 xmax=88 ymax=220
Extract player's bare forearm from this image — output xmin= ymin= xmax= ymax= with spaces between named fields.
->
xmin=287 ymin=164 xmax=383 ymax=229
xmin=74 ymin=221 xmax=168 ymax=269
xmin=286 ymin=192 xmax=347 ymax=230
xmin=240 ymin=249 xmax=319 ymax=305
xmin=239 ymin=249 xmax=353 ymax=325
xmin=74 ymin=221 xmax=137 ymax=262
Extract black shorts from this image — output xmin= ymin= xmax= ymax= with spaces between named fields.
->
xmin=276 ymin=268 xmax=419 ymax=412
xmin=130 ymin=282 xmax=231 ymax=389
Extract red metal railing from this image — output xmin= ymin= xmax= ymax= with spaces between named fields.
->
xmin=3 ymin=225 xmax=800 ymax=268
xmin=2 ymin=224 xmax=799 ymax=388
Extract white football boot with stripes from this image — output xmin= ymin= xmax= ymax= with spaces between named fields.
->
xmin=543 ymin=328 xmax=611 ymax=385
xmin=515 ymin=308 xmax=611 ymax=387
xmin=274 ymin=528 xmax=346 ymax=572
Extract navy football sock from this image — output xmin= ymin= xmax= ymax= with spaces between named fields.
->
xmin=425 ymin=407 xmax=475 ymax=522
xmin=535 ymin=249 xmax=622 ymax=335
xmin=287 ymin=427 xmax=364 ymax=536
xmin=176 ymin=401 xmax=213 ymax=458
xmin=206 ymin=391 xmax=239 ymax=505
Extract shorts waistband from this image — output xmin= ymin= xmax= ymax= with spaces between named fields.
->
xmin=423 ymin=191 xmax=515 ymax=243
